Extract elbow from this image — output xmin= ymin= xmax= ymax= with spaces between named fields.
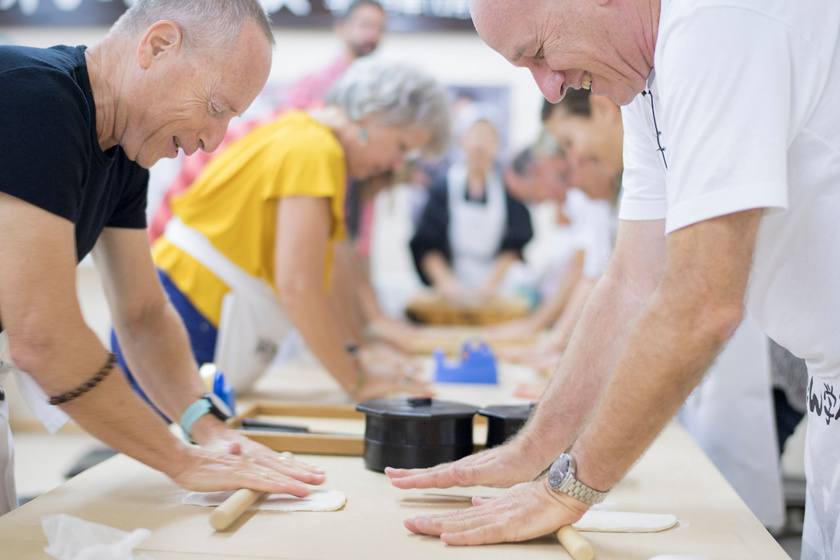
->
xmin=699 ymin=303 xmax=744 ymax=348
xmin=6 ymin=326 xmax=62 ymax=377
xmin=275 ymin=274 xmax=320 ymax=312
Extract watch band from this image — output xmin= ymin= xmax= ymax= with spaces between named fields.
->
xmin=556 ymin=477 xmax=609 ymax=505
xmin=548 ymin=453 xmax=609 ymax=506
xmin=180 ymin=398 xmax=212 ymax=442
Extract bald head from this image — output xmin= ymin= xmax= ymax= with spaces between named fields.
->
xmin=469 ymin=0 xmax=657 ymax=106
xmin=112 ymin=0 xmax=275 ymax=54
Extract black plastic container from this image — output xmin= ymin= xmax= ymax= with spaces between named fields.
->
xmin=356 ymin=397 xmax=479 ymax=472
xmin=478 ymin=404 xmax=535 ymax=448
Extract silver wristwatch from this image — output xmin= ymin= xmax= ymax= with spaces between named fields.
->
xmin=547 ymin=453 xmax=609 ymax=505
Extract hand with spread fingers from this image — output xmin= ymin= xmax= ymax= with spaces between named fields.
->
xmin=404 ymin=478 xmax=589 ymax=545
xmin=168 ymin=442 xmax=324 ymax=496
xmin=386 ymin=439 xmax=546 ymax=490
xmin=186 ymin=420 xmax=326 ymax=493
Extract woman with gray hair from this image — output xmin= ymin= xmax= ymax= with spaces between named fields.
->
xmin=117 ymin=57 xmax=449 ymax=403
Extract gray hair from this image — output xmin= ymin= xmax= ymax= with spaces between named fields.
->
xmin=112 ymin=0 xmax=274 ymax=53
xmin=325 ymin=58 xmax=451 ymax=158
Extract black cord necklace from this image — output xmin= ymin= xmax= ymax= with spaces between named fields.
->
xmin=642 ymin=89 xmax=668 ymax=170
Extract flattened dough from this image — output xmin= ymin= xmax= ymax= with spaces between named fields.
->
xmin=648 ymin=556 xmax=709 ymax=560
xmin=573 ymin=511 xmax=678 ymax=533
xmin=183 ymin=488 xmax=346 ymax=512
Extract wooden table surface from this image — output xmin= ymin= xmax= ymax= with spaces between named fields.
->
xmin=1 ymin=352 xmax=790 ymax=559
xmin=0 ymin=419 xmax=789 ymax=559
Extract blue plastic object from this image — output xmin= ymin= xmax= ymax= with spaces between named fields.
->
xmin=213 ymin=369 xmax=236 ymax=413
xmin=434 ymin=341 xmax=498 ymax=384
xmin=200 ymin=363 xmax=236 ymax=413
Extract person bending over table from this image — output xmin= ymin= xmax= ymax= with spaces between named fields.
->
xmin=410 ymin=108 xmax=533 ymax=302
xmin=118 ymin=58 xmax=449 ymax=403
xmin=386 ymin=0 xmax=838 ymax=556
xmin=490 ymin=91 xmax=620 ymax=376
xmin=0 ymin=0 xmax=325 ymax=518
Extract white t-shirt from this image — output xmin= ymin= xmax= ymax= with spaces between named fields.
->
xmin=619 ymin=1 xmax=840 ymax=557
xmin=621 ymin=0 xmax=840 ymax=376
xmin=567 ymin=189 xmax=616 ymax=279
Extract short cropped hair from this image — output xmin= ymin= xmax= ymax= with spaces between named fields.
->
xmin=541 ymin=88 xmax=591 ymax=122
xmin=112 ymin=0 xmax=274 ymax=52
xmin=341 ymin=0 xmax=385 ymax=21
xmin=326 ymin=58 xmax=451 ymax=157
xmin=511 ymin=147 xmax=535 ymax=177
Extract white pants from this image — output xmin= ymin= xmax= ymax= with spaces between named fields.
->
xmin=0 ymin=375 xmax=17 ymax=516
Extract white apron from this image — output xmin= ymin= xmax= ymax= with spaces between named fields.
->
xmin=677 ymin=313 xmax=785 ymax=528
xmin=0 ymin=331 xmax=70 ymax=515
xmin=164 ymin=218 xmax=293 ymax=393
xmin=447 ymin=163 xmax=508 ymax=289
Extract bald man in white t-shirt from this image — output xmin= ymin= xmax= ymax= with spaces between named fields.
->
xmin=385 ymin=1 xmax=840 ymax=557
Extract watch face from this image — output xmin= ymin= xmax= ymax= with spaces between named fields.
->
xmin=548 ymin=454 xmax=571 ymax=489
xmin=206 ymin=393 xmax=233 ymax=419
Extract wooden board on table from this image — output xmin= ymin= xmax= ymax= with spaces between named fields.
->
xmin=405 ymin=294 xmax=529 ymax=326
xmin=230 ymin=401 xmax=492 ymax=456
xmin=0 ymin=422 xmax=791 ymax=560
xmin=398 ymin=326 xmax=540 ymax=355
xmin=229 ymin=402 xmax=366 ymax=456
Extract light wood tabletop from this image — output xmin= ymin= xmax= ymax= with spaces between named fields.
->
xmin=0 ymin=420 xmax=789 ymax=559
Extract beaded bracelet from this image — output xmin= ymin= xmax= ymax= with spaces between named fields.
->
xmin=48 ymin=353 xmax=117 ymax=406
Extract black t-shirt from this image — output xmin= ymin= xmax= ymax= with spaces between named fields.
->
xmin=0 ymin=45 xmax=149 ymax=332
xmin=409 ymin=176 xmax=533 ymax=286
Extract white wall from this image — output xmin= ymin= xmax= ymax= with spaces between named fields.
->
xmin=0 ymin=26 xmax=545 ymax=161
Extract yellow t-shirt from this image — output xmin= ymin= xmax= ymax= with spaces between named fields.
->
xmin=153 ymin=111 xmax=347 ymax=326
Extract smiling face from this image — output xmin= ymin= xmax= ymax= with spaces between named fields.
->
xmin=344 ymin=117 xmax=433 ymax=181
xmin=470 ymin=0 xmax=653 ymax=106
xmin=122 ymin=20 xmax=272 ymax=168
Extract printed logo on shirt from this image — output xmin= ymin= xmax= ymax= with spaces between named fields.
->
xmin=808 ymin=377 xmax=840 ymax=425
xmin=255 ymin=338 xmax=279 ymax=365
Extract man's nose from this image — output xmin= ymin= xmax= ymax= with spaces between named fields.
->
xmin=202 ymin=119 xmax=230 ymax=154
xmin=530 ymin=67 xmax=565 ymax=104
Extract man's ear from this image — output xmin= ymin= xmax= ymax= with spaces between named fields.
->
xmin=590 ymin=94 xmax=621 ymax=125
xmin=137 ymin=20 xmax=183 ymax=70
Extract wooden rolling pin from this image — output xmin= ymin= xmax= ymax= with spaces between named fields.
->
xmin=210 ymin=489 xmax=265 ymax=531
xmin=556 ymin=525 xmax=595 ymax=560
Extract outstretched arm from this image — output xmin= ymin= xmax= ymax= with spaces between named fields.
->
xmin=274 ymin=196 xmax=429 ymax=400
xmin=0 ymin=193 xmax=321 ymax=495
xmin=388 ymin=218 xmax=667 ymax=488
xmin=402 ymin=209 xmax=761 ymax=545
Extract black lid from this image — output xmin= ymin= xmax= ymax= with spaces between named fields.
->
xmin=478 ymin=404 xmax=535 ymax=421
xmin=357 ymin=397 xmax=478 ymax=420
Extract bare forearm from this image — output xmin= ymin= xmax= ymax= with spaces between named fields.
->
xmin=482 ymin=252 xmax=518 ymax=292
xmin=572 ymin=291 xmax=734 ymax=491
xmin=570 ymin=211 xmax=760 ymax=491
xmin=528 ymin=258 xmax=584 ymax=331
xmin=14 ymin=324 xmax=192 ymax=478
xmin=421 ymin=252 xmax=458 ymax=290
xmin=545 ymin=276 xmax=595 ymax=351
xmin=330 ymin=242 xmax=369 ymax=339
xmin=113 ymin=301 xmax=206 ymax=422
xmin=281 ymin=286 xmax=362 ymax=393
xmin=517 ymin=270 xmax=651 ymax=467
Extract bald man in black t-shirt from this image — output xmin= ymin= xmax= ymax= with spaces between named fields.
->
xmin=0 ymin=0 xmax=325 ymax=515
